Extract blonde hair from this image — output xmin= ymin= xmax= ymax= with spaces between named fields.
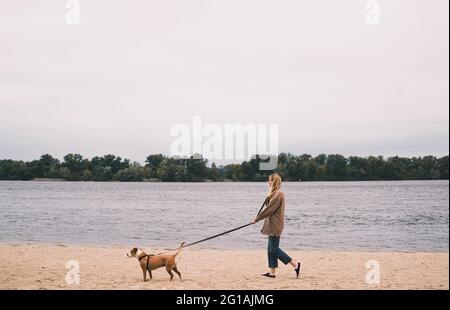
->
xmin=267 ymin=173 xmax=282 ymax=202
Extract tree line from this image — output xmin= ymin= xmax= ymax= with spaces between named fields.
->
xmin=0 ymin=153 xmax=448 ymax=182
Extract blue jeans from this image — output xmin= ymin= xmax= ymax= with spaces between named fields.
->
xmin=267 ymin=236 xmax=292 ymax=268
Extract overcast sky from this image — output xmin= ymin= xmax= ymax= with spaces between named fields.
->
xmin=0 ymin=0 xmax=448 ymax=163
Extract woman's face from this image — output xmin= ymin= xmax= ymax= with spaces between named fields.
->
xmin=268 ymin=177 xmax=273 ymax=188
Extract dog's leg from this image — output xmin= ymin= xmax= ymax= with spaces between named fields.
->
xmin=142 ymin=269 xmax=147 ymax=282
xmin=173 ymin=266 xmax=182 ymax=280
xmin=148 ymin=269 xmax=153 ymax=279
xmin=166 ymin=266 xmax=174 ymax=281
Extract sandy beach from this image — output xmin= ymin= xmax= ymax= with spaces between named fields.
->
xmin=0 ymin=244 xmax=447 ymax=290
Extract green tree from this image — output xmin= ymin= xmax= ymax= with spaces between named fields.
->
xmin=113 ymin=163 xmax=146 ymax=182
xmin=145 ymin=154 xmax=166 ymax=178
xmin=62 ymin=154 xmax=88 ymax=180
xmin=208 ymin=163 xmax=221 ymax=181
xmin=325 ymin=154 xmax=348 ymax=181
xmin=0 ymin=153 xmax=448 ymax=182
xmin=0 ymin=160 xmax=32 ymax=180
xmin=438 ymin=156 xmax=449 ymax=179
xmin=223 ymin=164 xmax=243 ymax=181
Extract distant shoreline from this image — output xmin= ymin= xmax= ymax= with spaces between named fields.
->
xmin=0 ymin=178 xmax=448 ymax=183
xmin=1 ymin=153 xmax=448 ymax=182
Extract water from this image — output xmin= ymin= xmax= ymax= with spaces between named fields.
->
xmin=0 ymin=180 xmax=448 ymax=252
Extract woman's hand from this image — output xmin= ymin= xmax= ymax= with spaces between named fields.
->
xmin=251 ymin=218 xmax=257 ymax=224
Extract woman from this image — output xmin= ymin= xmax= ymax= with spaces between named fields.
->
xmin=252 ymin=173 xmax=301 ymax=278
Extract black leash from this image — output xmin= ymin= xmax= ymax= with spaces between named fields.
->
xmin=181 ymin=223 xmax=253 ymax=248
xmin=155 ymin=197 xmax=270 ymax=255
xmin=257 ymin=196 xmax=270 ymax=216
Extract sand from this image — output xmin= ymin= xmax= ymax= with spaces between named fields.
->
xmin=0 ymin=244 xmax=447 ymax=290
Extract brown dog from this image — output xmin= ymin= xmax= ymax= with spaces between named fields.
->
xmin=127 ymin=242 xmax=185 ymax=281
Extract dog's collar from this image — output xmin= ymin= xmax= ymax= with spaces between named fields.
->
xmin=138 ymin=254 xmax=154 ymax=261
xmin=138 ymin=254 xmax=153 ymax=270
xmin=138 ymin=254 xmax=148 ymax=261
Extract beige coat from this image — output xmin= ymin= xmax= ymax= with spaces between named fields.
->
xmin=255 ymin=191 xmax=285 ymax=236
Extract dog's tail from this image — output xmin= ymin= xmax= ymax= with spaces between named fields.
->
xmin=173 ymin=242 xmax=185 ymax=257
